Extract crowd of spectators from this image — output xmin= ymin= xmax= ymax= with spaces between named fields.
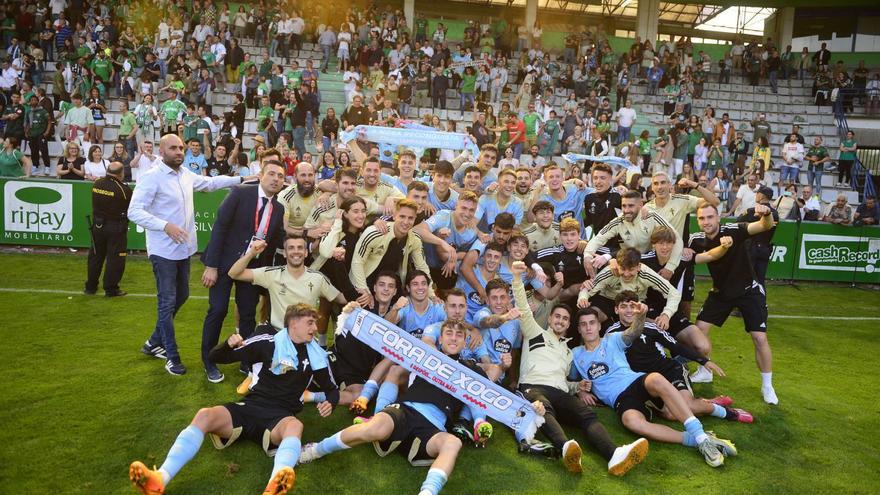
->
xmin=0 ymin=0 xmax=875 ymax=225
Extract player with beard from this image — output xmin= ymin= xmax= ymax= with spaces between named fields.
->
xmin=229 ymin=235 xmax=347 ymax=390
xmin=458 ymin=213 xmax=515 ymax=304
xmin=348 ymin=138 xmax=420 ymax=196
xmin=605 ymin=291 xmax=753 ymax=424
xmin=582 ymin=163 xmax=622 ymax=235
xmin=646 ymin=171 xmax=720 ymax=316
xmin=522 ymin=201 xmax=561 ymax=252
xmin=585 ymin=190 xmax=682 ymax=279
xmin=307 ymin=168 xmax=381 ymax=239
xmin=357 ymin=157 xmax=406 ymax=213
xmin=300 ymin=316 xmax=540 ymax=495
xmin=280 ymin=162 xmax=319 ymax=237
xmin=688 ymin=203 xmax=779 ymax=405
xmin=414 ymin=191 xmax=481 ymax=289
xmin=128 ymin=304 xmax=338 ymax=495
xmin=513 ymin=167 xmax=536 ymax=207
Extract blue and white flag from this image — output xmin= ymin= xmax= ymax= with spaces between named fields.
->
xmin=340 ymin=125 xmax=481 ymax=159
xmin=562 ymin=153 xmax=634 ymax=169
xmin=343 ymin=309 xmax=543 ymax=441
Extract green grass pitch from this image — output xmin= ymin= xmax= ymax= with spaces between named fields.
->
xmin=0 ymin=252 xmax=878 ymax=494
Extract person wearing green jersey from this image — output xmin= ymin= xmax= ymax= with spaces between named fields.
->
xmin=160 ymin=92 xmax=188 ymax=134
xmin=90 ymin=50 xmax=115 ymax=83
xmin=805 ymin=136 xmax=830 ymax=196
xmin=0 ymin=137 xmax=32 ymax=178
xmin=25 ymin=94 xmax=52 ymax=175
xmin=837 ymin=130 xmax=857 ymax=187
xmin=522 ymin=103 xmax=543 ymax=149
xmin=459 ymin=66 xmax=477 ymax=111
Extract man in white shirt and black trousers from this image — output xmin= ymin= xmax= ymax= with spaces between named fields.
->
xmin=128 ymin=134 xmax=255 ymax=376
xmin=198 ymin=154 xmax=287 ymax=383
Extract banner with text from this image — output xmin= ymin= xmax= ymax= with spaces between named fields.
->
xmin=0 ymin=178 xmax=227 ymax=251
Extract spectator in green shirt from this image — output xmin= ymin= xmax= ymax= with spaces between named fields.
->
xmin=118 ymin=101 xmax=139 ymax=161
xmin=522 ymin=103 xmax=543 ymax=148
xmin=804 ymin=136 xmax=830 ymax=196
xmin=90 ymin=51 xmax=114 ymax=82
xmin=159 ymin=92 xmax=187 ymax=133
xmin=459 ymin=66 xmax=477 ymax=111
xmin=837 ymin=130 xmax=857 ymax=187
xmin=0 ymin=137 xmax=32 ymax=178
xmin=25 ymin=94 xmax=51 ymax=175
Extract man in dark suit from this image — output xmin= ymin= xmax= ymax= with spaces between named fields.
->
xmin=199 ymin=156 xmax=287 ymax=383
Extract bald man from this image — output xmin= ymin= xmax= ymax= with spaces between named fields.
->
xmin=128 ymin=134 xmax=255 ymax=376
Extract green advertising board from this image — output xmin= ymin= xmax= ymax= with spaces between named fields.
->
xmin=1 ymin=178 xmax=228 ymax=251
xmin=2 ymin=177 xmax=878 ymax=284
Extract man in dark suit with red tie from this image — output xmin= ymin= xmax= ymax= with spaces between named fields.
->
xmin=199 ymin=155 xmax=287 ymax=383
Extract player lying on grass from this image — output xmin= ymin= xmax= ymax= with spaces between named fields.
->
xmin=128 ymin=304 xmax=338 ymax=495
xmin=299 ymin=310 xmax=542 ymax=495
xmin=569 ymin=301 xmax=737 ymax=467
xmin=509 ymin=261 xmax=649 ymax=476
xmin=604 ymin=291 xmax=753 ymax=424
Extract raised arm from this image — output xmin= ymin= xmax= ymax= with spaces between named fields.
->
xmin=510 ymin=261 xmax=542 ymax=339
xmin=746 ymin=203 xmax=775 ymax=235
xmin=621 ymin=301 xmax=648 ymax=346
xmin=227 ymin=239 xmax=267 ymax=283
xmin=694 ymin=236 xmax=732 ymax=264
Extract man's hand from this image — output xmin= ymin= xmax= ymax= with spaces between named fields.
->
xmin=678 ymin=178 xmax=698 ymax=189
xmin=316 ymin=191 xmax=333 ymax=209
xmin=510 ymin=260 xmax=527 ymax=276
xmin=531 ymin=400 xmax=546 ymax=416
xmin=227 ymin=333 xmax=244 ymax=348
xmin=658 ymin=268 xmax=673 ymax=280
xmin=654 ymin=313 xmax=670 ymax=330
xmin=394 ymin=296 xmax=409 ymax=311
xmin=164 ymin=223 xmax=188 ymax=243
xmin=201 ymin=267 xmax=218 ymax=288
xmin=342 ymin=301 xmax=361 ymax=314
xmin=754 ymin=204 xmax=771 ymax=217
xmin=332 ymin=247 xmax=346 ymax=261
xmin=248 ymin=238 xmax=268 ymax=255
xmin=640 ymin=205 xmax=651 ymax=220
xmin=356 ymin=289 xmax=374 ymax=308
xmin=705 ymin=361 xmax=727 ymax=377
xmin=467 ymin=327 xmax=483 ymax=350
xmin=505 ymin=307 xmax=522 ymax=321
xmin=577 ymin=296 xmax=590 ymax=309
xmin=681 ymin=247 xmax=695 ymax=261
xmin=373 ymin=218 xmax=390 ymax=234
xmin=719 ymin=236 xmax=733 ymax=248
xmin=578 ymin=379 xmax=592 ymax=393
xmin=316 ymin=401 xmax=333 ymax=417
xmin=590 ymin=254 xmax=609 ymax=270
xmin=477 ymin=231 xmax=492 ymax=244
xmin=500 ymin=352 xmax=512 ymax=370
xmin=437 ymin=227 xmax=452 ymax=239
xmin=578 ymin=391 xmax=598 ymax=407
xmin=607 ymin=258 xmax=621 ymax=276
xmin=553 ymin=271 xmax=564 ymax=286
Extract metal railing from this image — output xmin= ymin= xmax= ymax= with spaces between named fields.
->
xmin=833 ymin=89 xmax=876 ymax=200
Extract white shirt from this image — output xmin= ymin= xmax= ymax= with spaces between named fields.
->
xmin=782 ymin=142 xmax=804 ymax=168
xmin=343 ymin=70 xmax=360 ymax=93
xmin=132 ymin=154 xmax=157 ymax=181
xmin=193 ymin=24 xmax=213 ymax=43
xmin=0 ymin=67 xmax=18 ymax=89
xmin=84 ymin=159 xmax=108 ymax=179
xmin=290 ymin=17 xmax=305 ymax=35
xmin=616 ymin=107 xmax=637 ymax=127
xmin=735 ymin=185 xmax=758 ymax=216
xmin=210 ymin=42 xmax=226 ymax=63
xmin=128 ymin=162 xmax=241 ymax=260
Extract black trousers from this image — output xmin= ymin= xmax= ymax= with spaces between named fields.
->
xmin=201 ymin=272 xmax=260 ymax=367
xmin=750 ymin=244 xmax=772 ymax=287
xmin=519 ymin=383 xmax=617 ymax=460
xmin=85 ymin=219 xmax=128 ymax=293
xmin=28 ymin=136 xmax=50 ymax=168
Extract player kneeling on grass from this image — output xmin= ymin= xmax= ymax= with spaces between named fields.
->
xmin=299 ymin=309 xmax=543 ymax=495
xmin=569 ymin=302 xmax=737 ymax=468
xmin=129 ymin=304 xmax=338 ymax=495
xmin=605 ymin=291 xmax=753 ymax=424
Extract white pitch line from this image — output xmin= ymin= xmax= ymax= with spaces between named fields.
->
xmin=0 ymin=287 xmax=209 ymax=300
xmin=0 ymin=287 xmax=877 ymax=319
